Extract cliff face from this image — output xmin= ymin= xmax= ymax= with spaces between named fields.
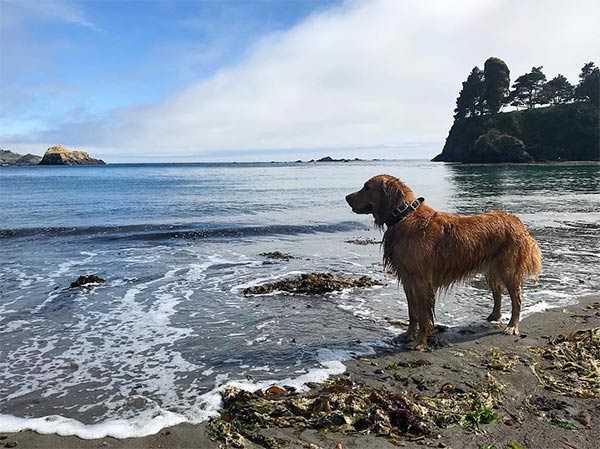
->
xmin=433 ymin=103 xmax=599 ymax=162
xmin=39 ymin=145 xmax=105 ymax=165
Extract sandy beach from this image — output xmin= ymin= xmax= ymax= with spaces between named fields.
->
xmin=2 ymin=294 xmax=598 ymax=449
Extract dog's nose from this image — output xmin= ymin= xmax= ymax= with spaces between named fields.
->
xmin=345 ymin=193 xmax=354 ymax=206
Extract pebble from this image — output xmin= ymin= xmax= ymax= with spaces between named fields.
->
xmin=265 ymin=385 xmax=287 ymax=396
xmin=575 ymin=410 xmax=591 ymax=427
xmin=4 ymin=442 xmax=17 ymax=448
xmin=503 ymin=416 xmax=515 ymax=426
xmin=374 ymin=369 xmax=385 ymax=375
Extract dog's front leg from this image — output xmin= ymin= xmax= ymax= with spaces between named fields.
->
xmin=393 ymin=286 xmax=418 ymax=344
xmin=407 ymin=289 xmax=435 ymax=351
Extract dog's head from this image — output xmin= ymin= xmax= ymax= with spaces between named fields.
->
xmin=345 ymin=174 xmax=415 ymax=227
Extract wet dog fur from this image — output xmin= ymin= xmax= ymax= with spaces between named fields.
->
xmin=346 ymin=174 xmax=542 ymax=350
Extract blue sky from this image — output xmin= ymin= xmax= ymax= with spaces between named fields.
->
xmin=1 ymin=0 xmax=599 ymax=162
xmin=1 ymin=0 xmax=340 ymax=145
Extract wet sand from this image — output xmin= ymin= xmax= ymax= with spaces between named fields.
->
xmin=2 ymin=294 xmax=599 ymax=449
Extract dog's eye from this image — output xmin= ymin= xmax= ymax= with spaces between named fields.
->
xmin=363 ymin=185 xmax=371 ymax=191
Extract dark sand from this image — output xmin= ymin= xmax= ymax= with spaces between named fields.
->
xmin=2 ymin=295 xmax=598 ymax=449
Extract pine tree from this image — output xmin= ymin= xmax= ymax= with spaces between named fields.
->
xmin=454 ymin=67 xmax=484 ymax=120
xmin=508 ymin=66 xmax=547 ymax=109
xmin=574 ymin=62 xmax=599 ymax=106
xmin=539 ymin=74 xmax=573 ymax=105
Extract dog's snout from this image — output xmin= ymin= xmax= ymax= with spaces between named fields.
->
xmin=345 ymin=193 xmax=352 ymax=205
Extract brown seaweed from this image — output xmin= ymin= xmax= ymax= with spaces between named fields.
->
xmin=260 ymin=251 xmax=295 ymax=261
xmin=344 ymin=238 xmax=382 ymax=246
xmin=208 ymin=375 xmax=502 ymax=447
xmin=242 ymin=272 xmax=382 ymax=296
xmin=531 ymin=328 xmax=600 ymax=398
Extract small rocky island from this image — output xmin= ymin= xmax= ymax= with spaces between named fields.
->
xmin=39 ymin=145 xmax=105 ymax=165
xmin=1 ymin=145 xmax=105 ymax=166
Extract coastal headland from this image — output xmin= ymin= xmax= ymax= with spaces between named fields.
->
xmin=3 ymin=295 xmax=598 ymax=449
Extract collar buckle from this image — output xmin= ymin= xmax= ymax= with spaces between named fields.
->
xmin=385 ymin=197 xmax=425 ymax=227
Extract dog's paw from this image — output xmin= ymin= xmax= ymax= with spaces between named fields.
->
xmin=503 ymin=325 xmax=520 ymax=335
xmin=486 ymin=312 xmax=502 ymax=322
xmin=406 ymin=341 xmax=427 ymax=351
xmin=393 ymin=331 xmax=415 ymax=344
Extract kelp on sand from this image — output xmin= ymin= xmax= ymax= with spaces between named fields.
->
xmin=208 ymin=374 xmax=502 ymax=448
xmin=531 ymin=328 xmax=600 ymax=398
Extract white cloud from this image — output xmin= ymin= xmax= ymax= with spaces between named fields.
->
xmin=4 ymin=0 xmax=600 ymax=161
xmin=4 ymin=0 xmax=97 ymax=29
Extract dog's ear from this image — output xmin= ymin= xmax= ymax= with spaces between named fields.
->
xmin=382 ymin=177 xmax=406 ymax=205
xmin=374 ymin=177 xmax=402 ymax=227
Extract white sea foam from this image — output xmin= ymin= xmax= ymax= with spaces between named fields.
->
xmin=232 ymin=271 xmax=305 ymax=292
xmin=0 ymin=393 xmax=220 ymax=439
xmin=0 ymin=339 xmax=376 ymax=439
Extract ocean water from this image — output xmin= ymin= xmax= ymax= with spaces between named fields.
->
xmin=0 ymin=160 xmax=598 ymax=438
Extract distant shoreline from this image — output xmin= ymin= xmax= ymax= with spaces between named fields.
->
xmin=2 ymin=159 xmax=599 ymax=166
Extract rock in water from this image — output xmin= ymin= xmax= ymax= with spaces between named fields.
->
xmin=39 ymin=145 xmax=105 ymax=165
xmin=69 ymin=274 xmax=105 ymax=289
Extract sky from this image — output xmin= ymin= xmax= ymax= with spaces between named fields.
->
xmin=1 ymin=0 xmax=599 ymax=163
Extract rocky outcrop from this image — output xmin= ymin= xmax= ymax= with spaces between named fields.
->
xmin=0 ymin=149 xmax=42 ymax=165
xmin=433 ymin=103 xmax=599 ymax=163
xmin=466 ymin=130 xmax=533 ymax=163
xmin=15 ymin=154 xmax=43 ymax=165
xmin=69 ymin=274 xmax=105 ymax=289
xmin=39 ymin=145 xmax=105 ymax=165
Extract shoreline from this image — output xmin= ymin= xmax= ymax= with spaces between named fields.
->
xmin=2 ymin=294 xmax=599 ymax=449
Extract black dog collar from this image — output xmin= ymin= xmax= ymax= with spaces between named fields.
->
xmin=385 ymin=197 xmax=425 ymax=227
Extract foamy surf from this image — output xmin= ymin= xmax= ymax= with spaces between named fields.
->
xmin=0 ymin=346 xmax=374 ymax=439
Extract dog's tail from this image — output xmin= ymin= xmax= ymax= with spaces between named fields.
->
xmin=524 ymin=235 xmax=542 ymax=278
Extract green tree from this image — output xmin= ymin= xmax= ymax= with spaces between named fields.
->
xmin=539 ymin=74 xmax=573 ymax=105
xmin=508 ymin=66 xmax=547 ymax=109
xmin=574 ymin=61 xmax=599 ymax=106
xmin=454 ymin=67 xmax=484 ymax=120
xmin=483 ymin=57 xmax=510 ymax=113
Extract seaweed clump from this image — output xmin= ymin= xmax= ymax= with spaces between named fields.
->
xmin=483 ymin=347 xmax=519 ymax=372
xmin=208 ymin=376 xmax=502 ymax=447
xmin=344 ymin=238 xmax=382 ymax=245
xmin=242 ymin=272 xmax=382 ymax=296
xmin=531 ymin=328 xmax=600 ymax=398
xmin=260 ymin=251 xmax=295 ymax=261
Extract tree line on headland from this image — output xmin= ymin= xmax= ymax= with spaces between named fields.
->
xmin=433 ymin=57 xmax=599 ymax=163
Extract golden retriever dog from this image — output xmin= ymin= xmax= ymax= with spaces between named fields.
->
xmin=346 ymin=174 xmax=541 ymax=350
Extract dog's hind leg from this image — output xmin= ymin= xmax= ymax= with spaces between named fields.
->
xmin=503 ymin=277 xmax=522 ymax=335
xmin=485 ymin=273 xmax=502 ymax=322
